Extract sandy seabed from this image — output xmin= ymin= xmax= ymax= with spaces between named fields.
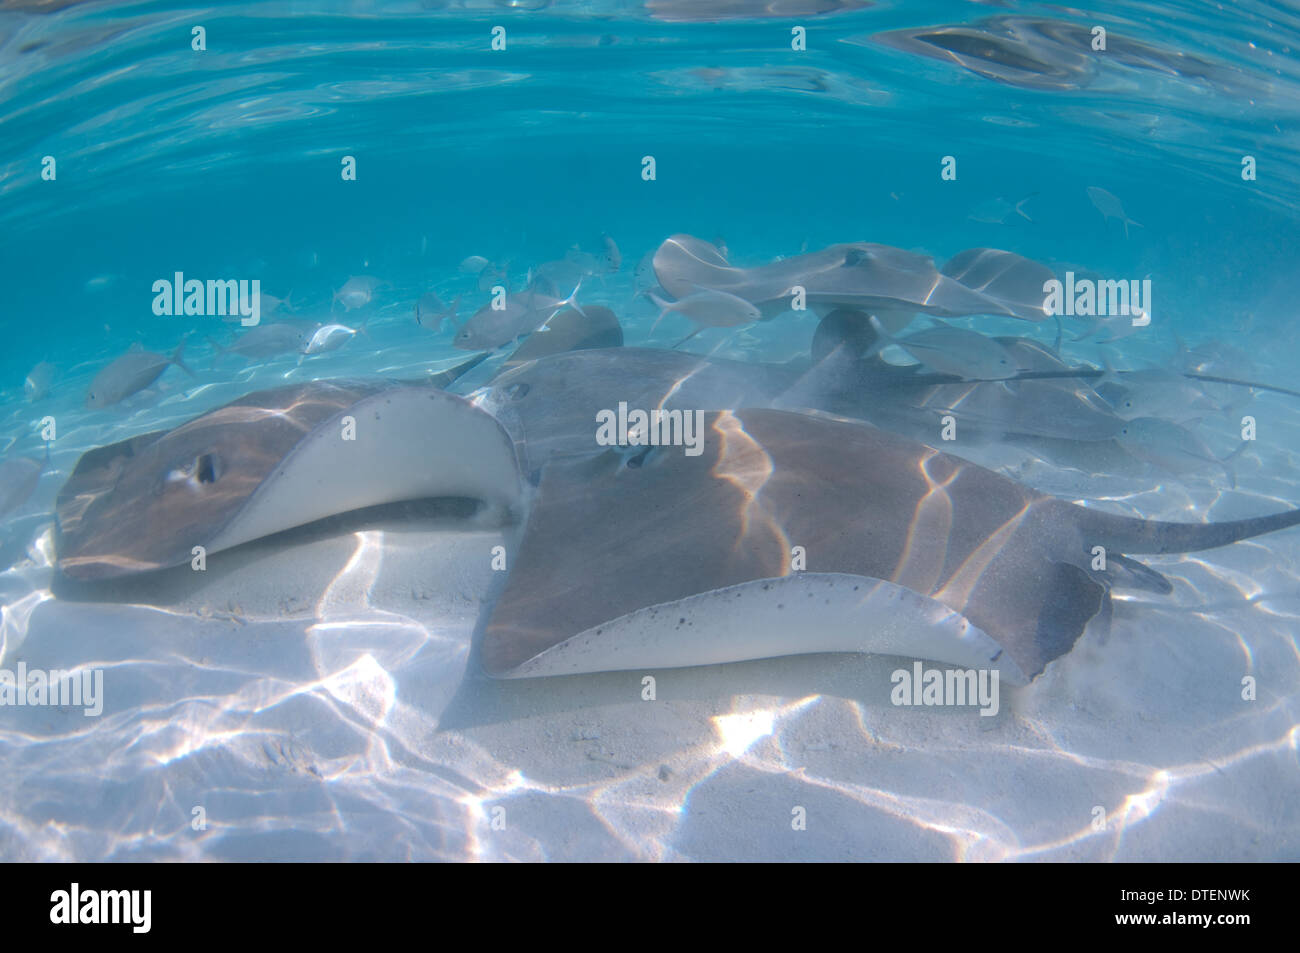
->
xmin=1 ymin=315 xmax=1297 ymax=862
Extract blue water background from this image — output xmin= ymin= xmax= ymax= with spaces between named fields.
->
xmin=2 ymin=0 xmax=1299 ymax=396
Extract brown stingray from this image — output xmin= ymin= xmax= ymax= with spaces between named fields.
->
xmin=481 ymin=408 xmax=1300 ymax=681
xmin=56 ymin=373 xmax=522 ymax=580
xmin=652 ymin=234 xmax=1052 ymax=321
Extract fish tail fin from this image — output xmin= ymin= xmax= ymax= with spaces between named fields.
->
xmin=647 ymin=291 xmax=675 ymax=334
xmin=1015 ymin=193 xmax=1036 ymax=222
xmin=1098 ymin=357 xmax=1122 ymax=388
xmin=560 ymin=278 xmax=587 ymax=318
xmin=172 ymin=339 xmax=196 ymax=378
xmin=1222 ymin=461 xmax=1238 ymax=490
xmin=864 ymin=314 xmax=895 ymax=360
xmin=1220 ymin=441 xmax=1251 ymax=489
xmin=205 ymin=335 xmax=226 ymax=371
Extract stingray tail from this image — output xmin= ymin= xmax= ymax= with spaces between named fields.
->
xmin=1074 ymin=501 xmax=1300 ymax=556
xmin=672 ymin=326 xmax=704 ymax=350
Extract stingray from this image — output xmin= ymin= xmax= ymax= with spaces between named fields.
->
xmin=648 ymin=0 xmax=873 ymax=22
xmin=652 ymin=235 xmax=1051 ymax=322
xmin=871 ymin=16 xmax=1250 ymax=96
xmin=476 ymin=334 xmax=1147 ymax=480
xmin=475 ymin=346 xmax=801 ymax=475
xmin=870 ymin=17 xmax=1095 ymax=91
xmin=939 ymin=248 xmax=1055 ymax=321
xmin=55 ymin=375 xmax=522 ymax=580
xmin=500 ymin=305 xmax=623 ymax=370
xmin=480 ymin=408 xmax=1300 ymax=682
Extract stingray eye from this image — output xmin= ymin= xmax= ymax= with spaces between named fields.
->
xmin=506 ymin=382 xmax=530 ymax=401
xmin=625 ymin=446 xmax=655 ymax=469
xmin=195 ymin=453 xmax=220 ymax=484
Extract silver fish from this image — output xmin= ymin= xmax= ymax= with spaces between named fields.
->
xmin=477 ymin=262 xmax=511 ymax=293
xmin=24 ymin=361 xmax=56 ymax=401
xmin=634 ymin=250 xmax=661 ymax=294
xmin=1116 ymin=417 xmax=1241 ymax=486
xmin=601 ymin=234 xmax=622 ymax=272
xmin=455 ymin=284 xmax=584 ymax=351
xmin=528 ymin=259 xmax=588 ymax=297
xmin=86 ymin=342 xmax=194 ymax=409
xmin=223 ymin=289 xmax=294 ymax=324
xmin=210 ymin=321 xmax=319 ymax=360
xmin=415 ymin=292 xmax=462 ymax=333
xmin=870 ymin=317 xmax=1017 ymax=380
xmin=647 ymin=288 xmax=760 ymax=329
xmin=333 ymin=275 xmax=387 ymax=311
xmin=563 ymin=247 xmax=604 ymax=276
xmin=1086 ymin=187 xmax=1142 ymax=238
xmin=302 ymin=322 xmax=362 ymax=355
xmin=968 ymin=194 xmax=1035 ymax=225
xmin=1107 ymin=372 xmax=1226 ymax=423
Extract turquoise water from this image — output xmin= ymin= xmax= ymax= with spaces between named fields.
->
xmin=2 ymin=1 xmax=1299 ymax=861
xmin=4 ymin=0 xmax=1300 ymax=386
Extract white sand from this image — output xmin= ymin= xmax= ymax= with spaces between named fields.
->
xmin=1 ymin=321 xmax=1297 ymax=862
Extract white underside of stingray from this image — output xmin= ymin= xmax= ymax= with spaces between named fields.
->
xmin=205 ymin=388 xmax=525 ymax=555
xmin=497 ymin=572 xmax=1031 ymax=685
